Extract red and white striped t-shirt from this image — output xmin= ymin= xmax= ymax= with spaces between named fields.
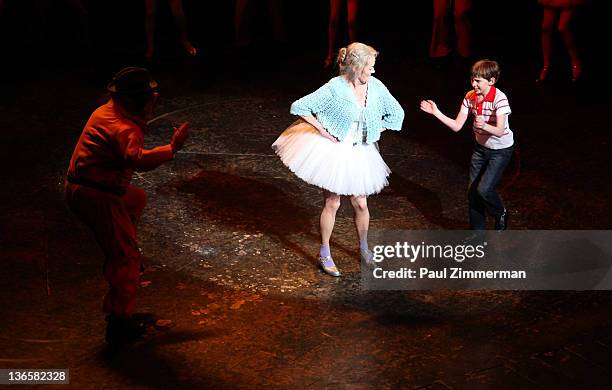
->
xmin=460 ymin=86 xmax=514 ymax=149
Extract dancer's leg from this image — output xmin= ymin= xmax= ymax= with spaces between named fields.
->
xmin=430 ymin=0 xmax=451 ymax=58
xmin=454 ymin=0 xmax=472 ymax=58
xmin=539 ymin=7 xmax=558 ymax=81
xmin=144 ymin=0 xmax=156 ymax=60
xmin=326 ymin=0 xmax=342 ymax=67
xmin=321 ymin=190 xmax=341 ymax=247
xmin=350 ymin=195 xmax=369 ymax=248
xmin=347 ymin=0 xmax=359 ymax=43
xmin=558 ymin=8 xmax=581 ymax=80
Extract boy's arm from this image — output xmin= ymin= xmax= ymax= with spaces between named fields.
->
xmin=475 ymin=113 xmax=507 ymax=137
xmin=420 ymin=100 xmax=468 ymax=132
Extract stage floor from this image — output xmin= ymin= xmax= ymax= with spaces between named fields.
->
xmin=1 ymin=50 xmax=611 ymax=388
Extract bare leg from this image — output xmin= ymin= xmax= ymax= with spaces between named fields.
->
xmin=539 ymin=7 xmax=557 ymax=81
xmin=65 ymin=0 xmax=89 ymax=46
xmin=318 ymin=191 xmax=342 ymax=276
xmin=350 ymin=195 xmax=369 ymax=244
xmin=351 ymin=195 xmax=376 ymax=266
xmin=326 ymin=0 xmax=342 ymax=67
xmin=266 ymin=0 xmax=286 ymax=43
xmin=26 ymin=0 xmax=51 ymax=46
xmin=234 ymin=0 xmax=251 ymax=46
xmin=347 ymin=0 xmax=359 ymax=43
xmin=430 ymin=0 xmax=451 ymax=58
xmin=454 ymin=0 xmax=472 ymax=58
xmin=169 ymin=0 xmax=196 ymax=56
xmin=320 ymin=191 xmax=341 ymax=246
xmin=144 ymin=0 xmax=156 ymax=60
xmin=558 ymin=8 xmax=581 ymax=80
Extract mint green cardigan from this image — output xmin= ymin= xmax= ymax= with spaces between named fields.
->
xmin=290 ymin=76 xmax=404 ymax=144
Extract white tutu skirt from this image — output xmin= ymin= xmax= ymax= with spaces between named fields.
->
xmin=272 ymin=119 xmax=391 ymax=196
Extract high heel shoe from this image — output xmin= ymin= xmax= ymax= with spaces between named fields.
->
xmin=145 ymin=46 xmax=154 ymax=62
xmin=319 ymin=255 xmax=341 ymax=277
xmin=182 ymin=40 xmax=198 ymax=57
xmin=537 ymin=66 xmax=549 ymax=82
xmin=323 ymin=54 xmax=333 ymax=68
xmin=571 ymin=64 xmax=582 ymax=82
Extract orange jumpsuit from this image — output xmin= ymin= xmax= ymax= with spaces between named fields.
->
xmin=65 ymin=100 xmax=173 ymax=318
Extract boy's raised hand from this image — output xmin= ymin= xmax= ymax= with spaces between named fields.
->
xmin=420 ymin=100 xmax=438 ymax=115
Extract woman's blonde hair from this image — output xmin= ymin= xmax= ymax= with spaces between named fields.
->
xmin=336 ymin=42 xmax=378 ymax=81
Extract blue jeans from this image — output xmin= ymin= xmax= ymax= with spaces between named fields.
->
xmin=468 ymin=144 xmax=513 ymax=230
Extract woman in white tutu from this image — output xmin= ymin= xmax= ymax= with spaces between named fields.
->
xmin=272 ymin=42 xmax=404 ymax=277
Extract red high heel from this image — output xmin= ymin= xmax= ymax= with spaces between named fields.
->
xmin=182 ymin=41 xmax=198 ymax=57
xmin=324 ymin=53 xmax=333 ymax=68
xmin=145 ymin=46 xmax=154 ymax=62
xmin=571 ymin=64 xmax=582 ymax=82
xmin=537 ymin=66 xmax=549 ymax=82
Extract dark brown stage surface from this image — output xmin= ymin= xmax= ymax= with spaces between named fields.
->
xmin=1 ymin=1 xmax=611 ymax=388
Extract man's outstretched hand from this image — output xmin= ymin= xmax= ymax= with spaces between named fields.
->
xmin=171 ymin=122 xmax=190 ymax=153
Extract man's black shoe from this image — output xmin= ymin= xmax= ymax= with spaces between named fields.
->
xmin=105 ymin=314 xmax=150 ymax=345
xmin=495 ymin=209 xmax=509 ymax=230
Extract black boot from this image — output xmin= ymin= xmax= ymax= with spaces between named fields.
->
xmin=495 ymin=209 xmax=509 ymax=230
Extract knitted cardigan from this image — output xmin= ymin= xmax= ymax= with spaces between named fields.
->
xmin=290 ymin=76 xmax=404 ymax=144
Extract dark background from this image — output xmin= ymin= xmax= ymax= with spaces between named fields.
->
xmin=0 ymin=0 xmax=603 ymax=72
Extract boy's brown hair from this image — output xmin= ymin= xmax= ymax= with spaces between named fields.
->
xmin=471 ymin=59 xmax=500 ymax=81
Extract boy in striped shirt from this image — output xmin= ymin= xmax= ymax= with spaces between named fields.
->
xmin=420 ymin=59 xmax=514 ymax=230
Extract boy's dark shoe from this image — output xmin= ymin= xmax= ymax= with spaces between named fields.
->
xmin=495 ymin=209 xmax=509 ymax=231
xmin=105 ymin=313 xmax=153 ymax=345
xmin=461 ymin=230 xmax=486 ymax=247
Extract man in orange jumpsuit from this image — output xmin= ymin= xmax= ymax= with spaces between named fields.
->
xmin=65 ymin=67 xmax=189 ymax=343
